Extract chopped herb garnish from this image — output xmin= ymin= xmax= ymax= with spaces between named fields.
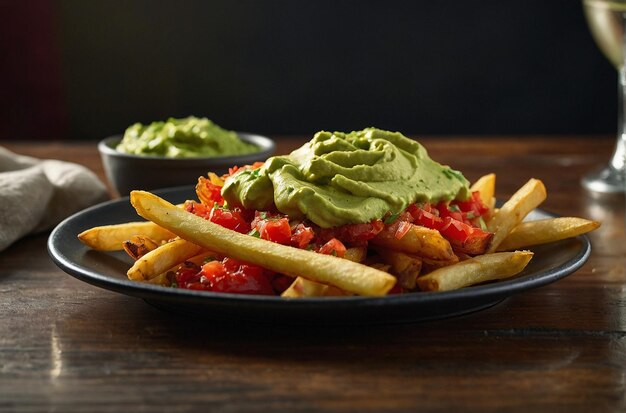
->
xmin=384 ymin=213 xmax=400 ymax=225
xmin=448 ymin=204 xmax=460 ymax=212
xmin=477 ymin=216 xmax=488 ymax=231
xmin=248 ymin=228 xmax=261 ymax=238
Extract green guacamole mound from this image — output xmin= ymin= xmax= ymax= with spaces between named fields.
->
xmin=222 ymin=128 xmax=470 ymax=228
xmin=116 ymin=116 xmax=258 ymax=158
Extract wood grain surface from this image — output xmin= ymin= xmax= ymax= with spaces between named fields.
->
xmin=0 ymin=136 xmax=624 ymax=412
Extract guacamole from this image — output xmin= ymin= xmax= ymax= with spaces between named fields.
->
xmin=222 ymin=128 xmax=470 ymax=228
xmin=116 ymin=116 xmax=258 ymax=158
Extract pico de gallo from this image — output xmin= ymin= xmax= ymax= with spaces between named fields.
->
xmin=170 ymin=161 xmax=493 ymax=296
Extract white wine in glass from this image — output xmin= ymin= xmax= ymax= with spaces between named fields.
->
xmin=582 ymin=0 xmax=626 ymax=193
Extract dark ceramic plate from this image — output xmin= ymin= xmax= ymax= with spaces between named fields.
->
xmin=48 ymin=186 xmax=591 ymax=325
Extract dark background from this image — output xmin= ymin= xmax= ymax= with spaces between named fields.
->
xmin=0 ymin=0 xmax=617 ymax=140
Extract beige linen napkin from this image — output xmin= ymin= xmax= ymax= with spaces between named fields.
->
xmin=0 ymin=146 xmax=108 ymax=251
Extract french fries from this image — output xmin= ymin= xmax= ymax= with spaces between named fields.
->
xmin=130 ymin=190 xmax=397 ymax=296
xmin=417 ymin=250 xmax=534 ymax=292
xmin=372 ymin=224 xmax=455 ymax=261
xmin=127 ymin=238 xmax=204 ymax=281
xmin=78 ymin=221 xmax=174 ymax=251
xmin=282 ymin=247 xmax=366 ymax=297
xmin=486 ymin=178 xmax=547 ymax=253
xmin=77 ymin=171 xmax=599 ymax=298
xmin=497 ymin=217 xmax=600 ymax=251
xmin=375 ymin=248 xmax=422 ymax=290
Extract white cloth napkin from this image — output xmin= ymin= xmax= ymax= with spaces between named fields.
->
xmin=0 ymin=146 xmax=108 ymax=251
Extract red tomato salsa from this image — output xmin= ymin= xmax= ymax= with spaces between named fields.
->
xmin=171 ymin=166 xmax=493 ymax=296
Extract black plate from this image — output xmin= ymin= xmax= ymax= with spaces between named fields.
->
xmin=48 ymin=186 xmax=591 ymax=325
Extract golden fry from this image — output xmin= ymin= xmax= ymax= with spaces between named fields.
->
xmin=130 ymin=191 xmax=397 ymax=296
xmin=127 ymin=238 xmax=204 ymax=281
xmin=486 ymin=178 xmax=547 ymax=253
xmin=497 ymin=217 xmax=600 ymax=251
xmin=470 ymin=173 xmax=496 ymax=206
xmin=372 ymin=223 xmax=455 ymax=261
xmin=417 ymin=250 xmax=533 ymax=292
xmin=78 ymin=221 xmax=174 ymax=251
xmin=281 ymin=277 xmax=346 ymax=298
xmin=376 ymin=247 xmax=422 ymax=290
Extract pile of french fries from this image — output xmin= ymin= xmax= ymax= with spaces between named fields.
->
xmin=78 ymin=173 xmax=599 ymax=297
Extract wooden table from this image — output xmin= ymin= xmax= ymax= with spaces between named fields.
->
xmin=1 ymin=136 xmax=624 ymax=412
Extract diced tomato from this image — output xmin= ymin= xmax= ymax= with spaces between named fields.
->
xmin=209 ymin=206 xmax=250 ymax=233
xmin=196 ymin=176 xmax=224 ymax=206
xmin=318 ymin=238 xmax=347 ymax=258
xmin=290 ymin=222 xmax=315 ymax=249
xmin=439 ymin=217 xmax=472 ymax=242
xmin=319 ymin=220 xmax=384 ymax=245
xmin=184 ymin=200 xmax=212 ymax=219
xmin=407 ymin=202 xmax=493 ymax=255
xmin=201 ymin=260 xmax=227 ymax=278
xmin=228 ymin=161 xmax=265 ymax=177
xmin=205 ymin=258 xmax=273 ymax=295
xmin=175 ymin=261 xmax=203 ymax=286
xmin=436 ymin=202 xmax=464 ymax=222
xmin=409 ymin=205 xmax=444 ymax=230
xmin=253 ymin=215 xmax=292 ymax=245
xmin=454 ymin=191 xmax=490 ymax=216
xmin=394 ymin=221 xmax=413 ymax=240
xmin=438 ymin=216 xmax=493 ymax=254
xmin=192 ymin=258 xmax=274 ymax=295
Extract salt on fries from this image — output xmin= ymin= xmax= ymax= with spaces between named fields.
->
xmin=78 ymin=175 xmax=599 ymax=297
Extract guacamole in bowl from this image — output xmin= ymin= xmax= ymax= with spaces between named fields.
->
xmin=116 ymin=116 xmax=259 ymax=158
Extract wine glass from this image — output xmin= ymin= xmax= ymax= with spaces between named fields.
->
xmin=582 ymin=0 xmax=626 ymax=193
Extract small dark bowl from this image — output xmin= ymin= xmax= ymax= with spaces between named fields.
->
xmin=98 ymin=132 xmax=275 ymax=195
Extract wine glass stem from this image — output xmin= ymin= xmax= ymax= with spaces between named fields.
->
xmin=616 ymin=12 xmax=626 ymax=173
xmin=615 ymin=64 xmax=626 ymax=171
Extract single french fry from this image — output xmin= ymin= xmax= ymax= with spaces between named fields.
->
xmin=281 ymin=277 xmax=347 ymax=298
xmin=127 ymin=238 xmax=204 ymax=281
xmin=122 ymin=235 xmax=160 ymax=260
xmin=130 ymin=191 xmax=397 ymax=296
xmin=376 ymin=247 xmax=422 ymax=290
xmin=371 ymin=223 xmax=455 ymax=261
xmin=282 ymin=277 xmax=328 ymax=297
xmin=417 ymin=250 xmax=534 ymax=292
xmin=78 ymin=221 xmax=175 ymax=251
xmin=497 ymin=217 xmax=600 ymax=251
xmin=486 ymin=178 xmax=547 ymax=253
